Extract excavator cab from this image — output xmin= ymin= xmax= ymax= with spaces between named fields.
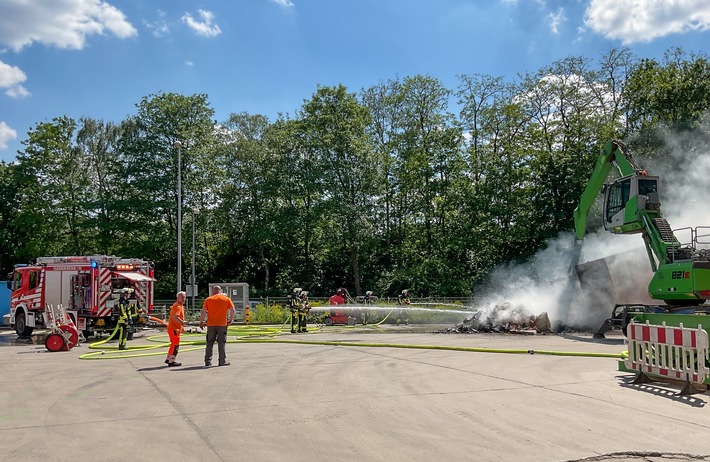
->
xmin=603 ymin=174 xmax=659 ymax=233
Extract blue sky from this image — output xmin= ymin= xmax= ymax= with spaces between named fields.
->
xmin=1 ymin=0 xmax=710 ymax=162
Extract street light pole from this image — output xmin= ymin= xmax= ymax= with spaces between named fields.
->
xmin=174 ymin=140 xmax=182 ymax=294
xmin=191 ymin=207 xmax=199 ymax=314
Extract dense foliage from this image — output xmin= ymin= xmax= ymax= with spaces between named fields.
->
xmin=2 ymin=47 xmax=709 ymax=299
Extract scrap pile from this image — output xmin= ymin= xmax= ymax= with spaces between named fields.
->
xmin=441 ymin=302 xmax=551 ymax=334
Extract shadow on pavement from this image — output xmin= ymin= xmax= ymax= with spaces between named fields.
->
xmin=616 ymin=375 xmax=707 ymax=408
xmin=562 ymin=333 xmax=625 ymax=345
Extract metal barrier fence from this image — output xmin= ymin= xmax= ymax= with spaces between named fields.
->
xmin=625 ymin=320 xmax=709 ymax=394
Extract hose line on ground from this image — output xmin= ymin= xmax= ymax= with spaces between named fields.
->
xmin=78 ymin=324 xmax=624 ymax=360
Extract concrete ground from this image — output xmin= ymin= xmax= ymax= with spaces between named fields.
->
xmin=0 ymin=325 xmax=709 ymax=462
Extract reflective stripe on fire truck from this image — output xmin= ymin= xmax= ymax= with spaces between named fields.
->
xmin=97 ymin=268 xmax=113 ymax=317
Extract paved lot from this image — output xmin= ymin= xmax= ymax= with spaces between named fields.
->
xmin=0 ymin=325 xmax=709 ymax=462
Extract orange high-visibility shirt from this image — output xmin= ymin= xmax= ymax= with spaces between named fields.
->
xmin=167 ymin=301 xmax=184 ymax=331
xmin=202 ymin=294 xmax=234 ymax=327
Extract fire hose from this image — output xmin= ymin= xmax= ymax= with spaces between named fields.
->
xmin=79 ymin=319 xmax=624 ymax=360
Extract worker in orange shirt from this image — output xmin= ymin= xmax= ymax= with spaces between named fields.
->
xmin=165 ymin=291 xmax=186 ymax=367
xmin=199 ymin=285 xmax=235 ymax=367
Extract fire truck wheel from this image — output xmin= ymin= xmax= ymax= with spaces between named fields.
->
xmin=59 ymin=325 xmax=79 ymax=348
xmin=45 ymin=333 xmax=66 ymax=352
xmin=324 ymin=317 xmax=334 ymax=326
xmin=14 ymin=313 xmax=34 ymax=337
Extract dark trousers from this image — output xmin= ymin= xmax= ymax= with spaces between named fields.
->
xmin=290 ymin=311 xmax=298 ymax=332
xmin=298 ymin=312 xmax=307 ymax=332
xmin=204 ymin=325 xmax=227 ymax=365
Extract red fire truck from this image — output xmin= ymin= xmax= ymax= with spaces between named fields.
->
xmin=7 ymin=255 xmax=155 ymax=338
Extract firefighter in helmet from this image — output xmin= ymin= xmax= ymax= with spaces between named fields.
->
xmin=396 ymin=289 xmax=411 ymax=326
xmin=117 ymin=289 xmax=131 ymax=349
xmin=288 ymin=288 xmax=302 ymax=333
xmin=298 ymin=290 xmax=310 ymax=333
xmin=362 ymin=290 xmax=374 ymax=325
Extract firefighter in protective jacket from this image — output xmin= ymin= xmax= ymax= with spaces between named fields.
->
xmin=289 ymin=288 xmax=302 ymax=333
xmin=127 ymin=288 xmax=138 ymax=340
xmin=362 ymin=290 xmax=374 ymax=325
xmin=396 ymin=289 xmax=410 ymax=326
xmin=117 ymin=290 xmax=130 ymax=349
xmin=298 ymin=291 xmax=310 ymax=333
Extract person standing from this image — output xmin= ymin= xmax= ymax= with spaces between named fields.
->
xmin=397 ymin=289 xmax=411 ymax=326
xmin=298 ymin=290 xmax=310 ymax=333
xmin=362 ymin=290 xmax=374 ymax=325
xmin=165 ymin=291 xmax=186 ymax=367
xmin=126 ymin=288 xmax=138 ymax=340
xmin=116 ymin=290 xmax=130 ymax=350
xmin=199 ymin=286 xmax=235 ymax=367
xmin=288 ymin=288 xmax=302 ymax=333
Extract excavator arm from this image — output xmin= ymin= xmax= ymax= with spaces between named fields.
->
xmin=573 ymin=140 xmax=645 ymax=240
xmin=574 ymin=140 xmax=710 ymax=306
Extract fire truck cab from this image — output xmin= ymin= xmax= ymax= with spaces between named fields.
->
xmin=7 ymin=255 xmax=155 ymax=338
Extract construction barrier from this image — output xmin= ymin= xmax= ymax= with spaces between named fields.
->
xmin=245 ymin=306 xmax=250 ymax=325
xmin=625 ymin=320 xmax=709 ymax=394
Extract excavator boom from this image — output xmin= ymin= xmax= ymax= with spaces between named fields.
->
xmin=574 ymin=140 xmax=710 ymax=306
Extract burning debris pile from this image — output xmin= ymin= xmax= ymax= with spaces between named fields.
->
xmin=441 ymin=302 xmax=551 ymax=334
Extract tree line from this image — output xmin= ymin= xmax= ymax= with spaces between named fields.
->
xmin=1 ymin=46 xmax=709 ymax=299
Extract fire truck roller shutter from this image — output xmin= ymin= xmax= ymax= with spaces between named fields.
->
xmin=113 ymin=272 xmax=155 ymax=282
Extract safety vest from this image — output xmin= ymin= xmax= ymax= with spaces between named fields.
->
xmin=118 ymin=298 xmax=130 ymax=324
xmin=128 ymin=298 xmax=138 ymax=320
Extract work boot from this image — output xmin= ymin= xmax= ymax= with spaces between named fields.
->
xmin=218 ymin=361 xmax=230 ymax=367
xmin=291 ymin=329 xmax=296 ymax=333
xmin=167 ymin=362 xmax=182 ymax=367
xmin=119 ymin=345 xmax=127 ymax=350
xmin=204 ymin=362 xmax=211 ymax=367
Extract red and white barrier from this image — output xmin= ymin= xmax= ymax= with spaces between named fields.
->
xmin=625 ymin=321 xmax=709 ymax=386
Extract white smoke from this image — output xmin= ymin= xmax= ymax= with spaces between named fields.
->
xmin=474 ymin=121 xmax=710 ymax=331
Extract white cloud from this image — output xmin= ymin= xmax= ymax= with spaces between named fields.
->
xmin=0 ymin=121 xmax=17 ymax=150
xmin=0 ymin=0 xmax=137 ymax=52
xmin=548 ymin=7 xmax=566 ymax=34
xmin=182 ymin=10 xmax=222 ymax=37
xmin=145 ymin=20 xmax=169 ymax=37
xmin=585 ymin=0 xmax=710 ymax=44
xmin=6 ymin=85 xmax=29 ymax=98
xmin=0 ymin=60 xmax=25 ymax=87
xmin=0 ymin=60 xmax=30 ymax=98
xmin=144 ymin=10 xmax=170 ymax=37
xmin=271 ymin=0 xmax=295 ymax=7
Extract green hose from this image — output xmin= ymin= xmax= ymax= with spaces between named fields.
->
xmin=228 ymin=338 xmax=625 ymax=359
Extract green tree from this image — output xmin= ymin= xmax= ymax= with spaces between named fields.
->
xmin=300 ymin=84 xmax=378 ymax=295
xmin=624 ymin=47 xmax=710 ymax=153
xmin=215 ymin=112 xmax=286 ymax=293
xmin=14 ymin=116 xmax=92 ymax=256
xmin=122 ymin=92 xmax=218 ymax=296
